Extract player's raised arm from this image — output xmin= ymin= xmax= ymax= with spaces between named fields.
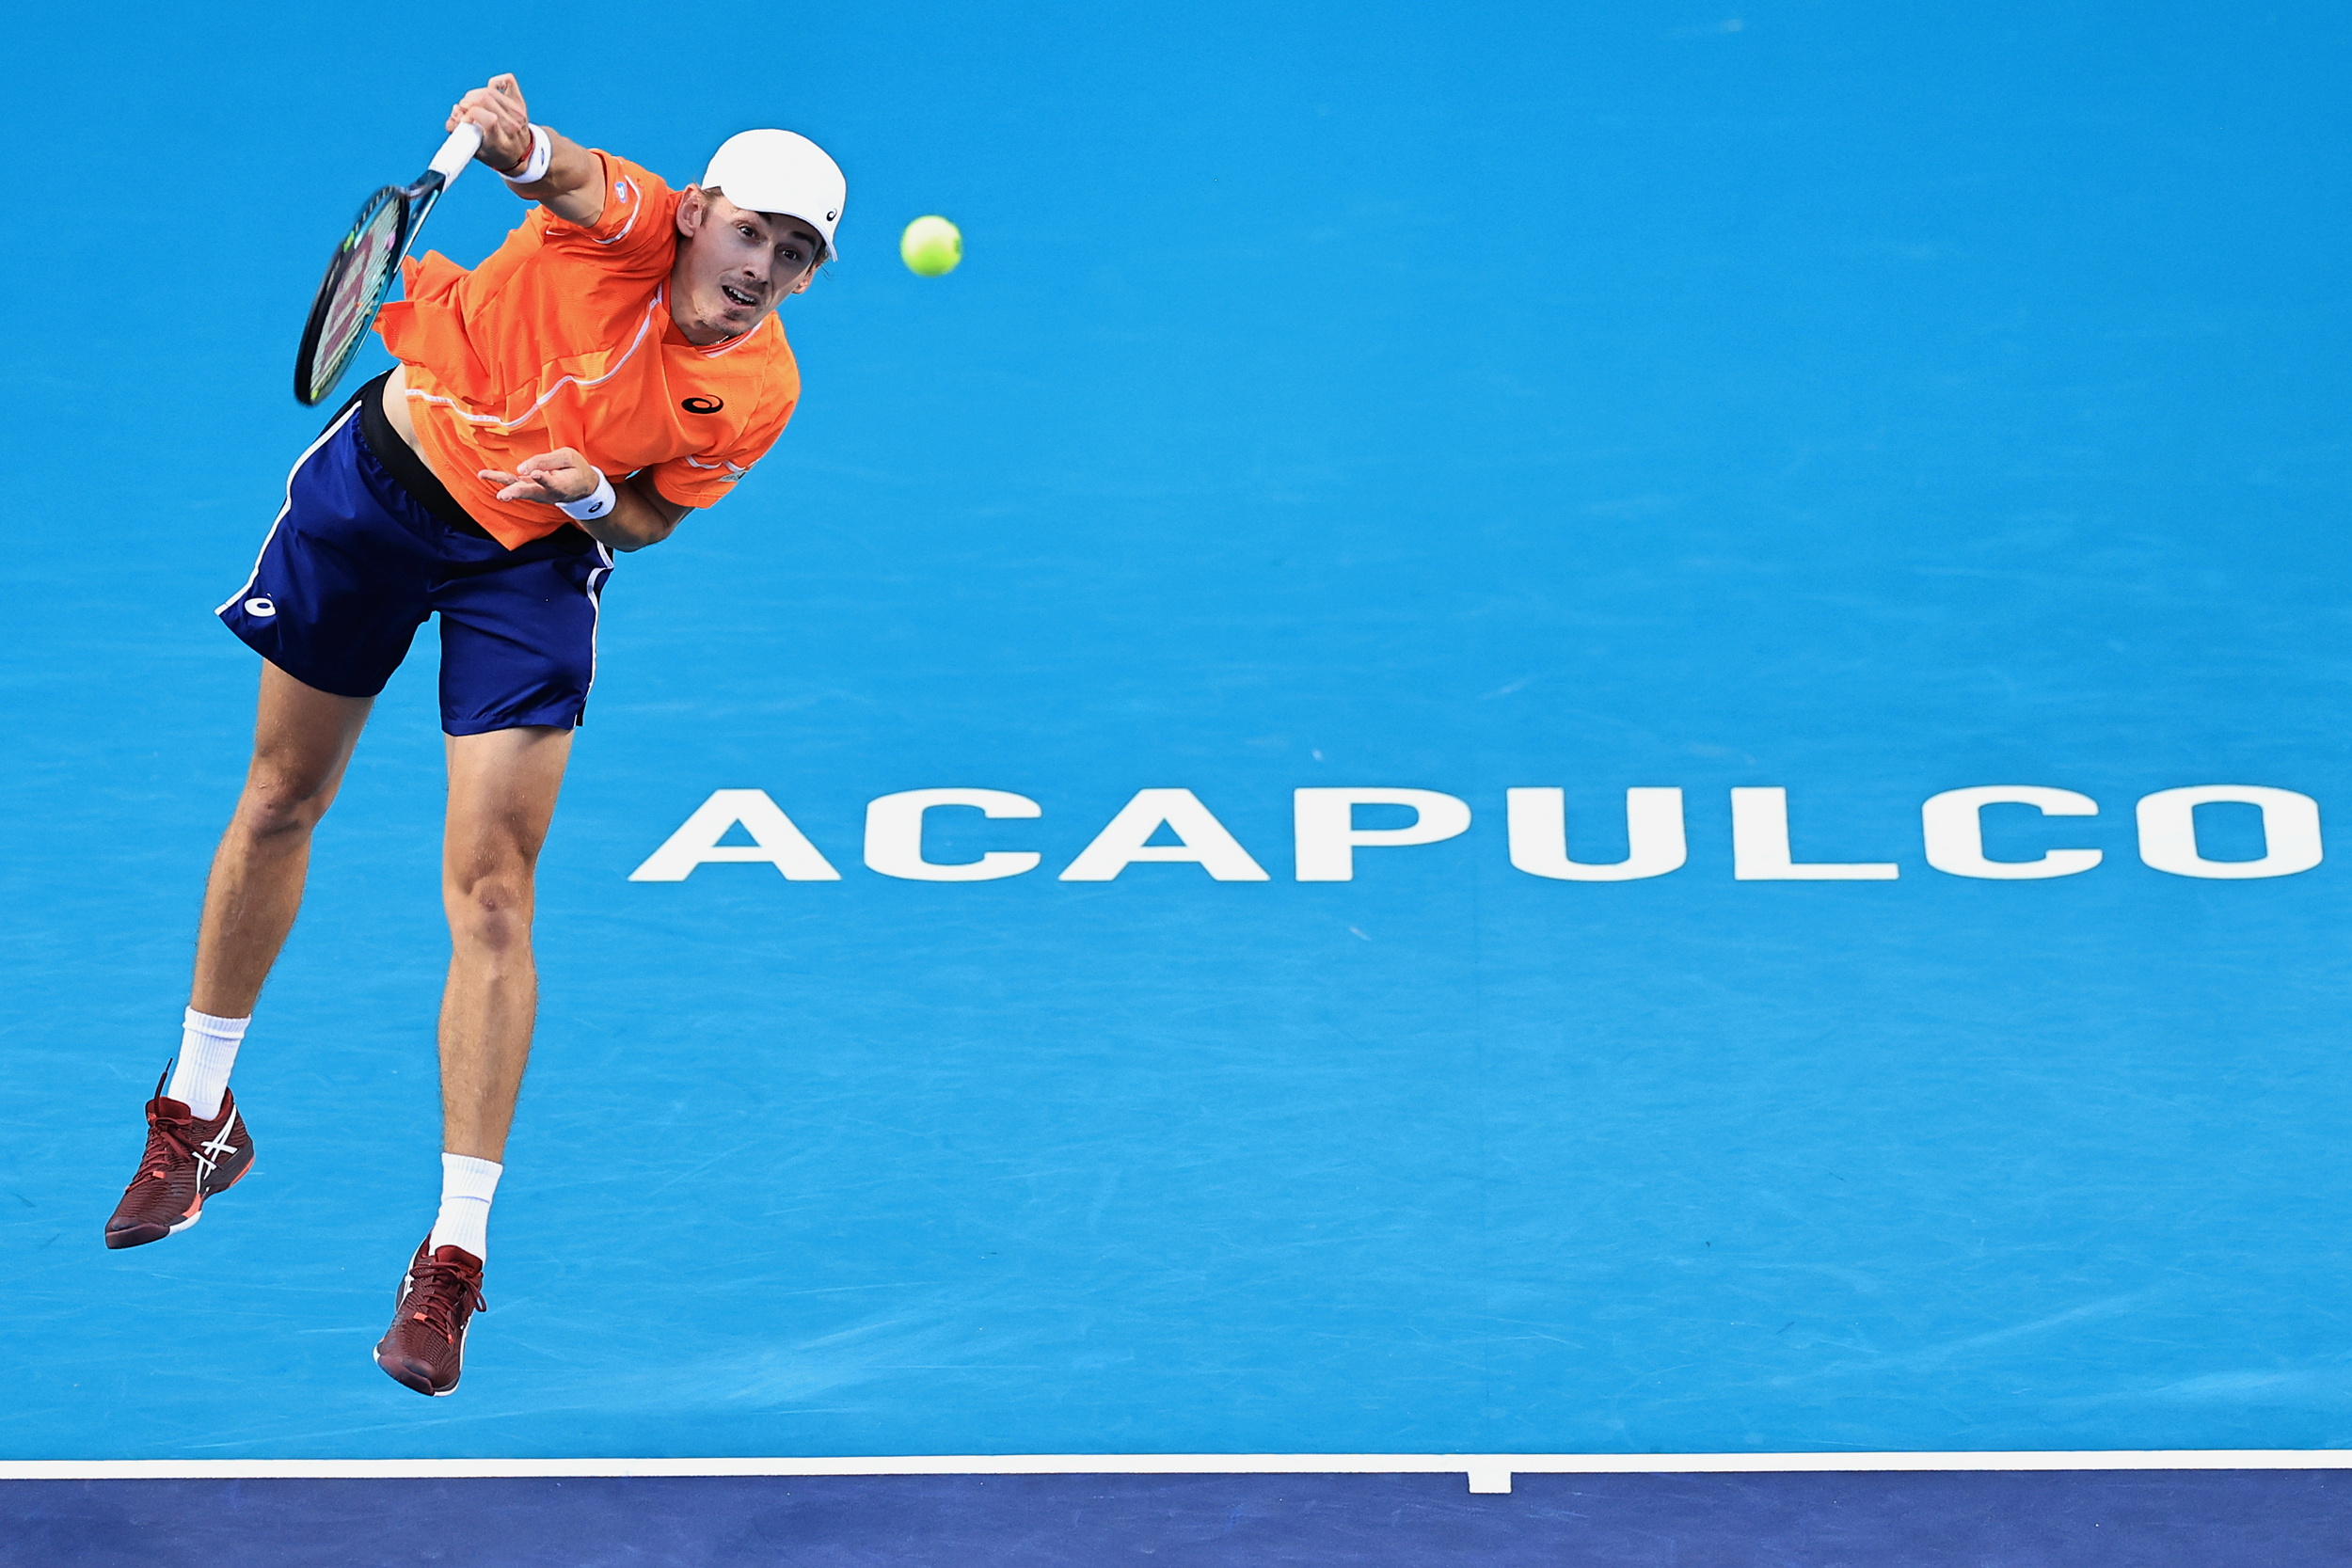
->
xmin=446 ymin=73 xmax=604 ymax=227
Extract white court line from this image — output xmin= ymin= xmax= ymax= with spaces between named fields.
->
xmin=2 ymin=1451 xmax=2346 ymax=1496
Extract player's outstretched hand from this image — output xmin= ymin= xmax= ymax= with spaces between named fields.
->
xmin=449 ymin=73 xmax=533 ymax=175
xmin=481 ymin=449 xmax=599 ymax=506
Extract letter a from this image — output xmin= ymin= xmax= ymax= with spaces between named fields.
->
xmin=1058 ymin=789 xmax=1270 ymax=881
xmin=628 ymin=789 xmax=843 ymax=881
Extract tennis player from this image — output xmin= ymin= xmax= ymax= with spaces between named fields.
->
xmin=103 ymin=74 xmax=844 ymax=1397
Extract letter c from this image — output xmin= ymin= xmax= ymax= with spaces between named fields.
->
xmin=1921 ymin=786 xmax=2101 ymax=879
xmin=864 ymin=789 xmax=1042 ymax=881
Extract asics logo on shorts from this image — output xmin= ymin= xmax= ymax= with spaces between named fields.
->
xmin=245 ymin=597 xmax=278 ymax=618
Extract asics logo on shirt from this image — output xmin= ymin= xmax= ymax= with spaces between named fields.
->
xmin=681 ymin=396 xmax=724 ymax=414
xmin=245 ymin=598 xmax=278 ymax=617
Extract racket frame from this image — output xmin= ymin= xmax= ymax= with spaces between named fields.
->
xmin=293 ymin=123 xmax=484 ymax=406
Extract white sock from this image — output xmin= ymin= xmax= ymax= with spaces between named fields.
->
xmin=428 ymin=1153 xmax=502 ymax=1262
xmin=167 ymin=1008 xmax=247 ymax=1119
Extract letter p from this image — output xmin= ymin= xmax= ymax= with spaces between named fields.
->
xmin=1294 ymin=788 xmax=1471 ymax=881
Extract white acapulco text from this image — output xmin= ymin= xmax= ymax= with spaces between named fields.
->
xmin=626 ymin=784 xmax=2323 ymax=884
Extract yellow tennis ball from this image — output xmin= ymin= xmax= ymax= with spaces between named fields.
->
xmin=900 ymin=215 xmax=962 ymax=277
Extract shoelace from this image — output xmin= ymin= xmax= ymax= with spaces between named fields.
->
xmin=132 ymin=1069 xmax=199 ymax=1189
xmin=405 ymin=1259 xmax=489 ymax=1344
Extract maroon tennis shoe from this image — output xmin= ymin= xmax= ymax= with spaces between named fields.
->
xmin=374 ymin=1238 xmax=487 ymax=1396
xmin=103 ymin=1069 xmax=254 ymax=1249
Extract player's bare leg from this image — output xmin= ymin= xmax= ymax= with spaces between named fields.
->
xmin=106 ymin=662 xmax=371 ymax=1249
xmin=437 ymin=724 xmax=571 ymax=1162
xmin=374 ymin=724 xmax=569 ymax=1396
xmin=192 ymin=662 xmax=375 ymax=1017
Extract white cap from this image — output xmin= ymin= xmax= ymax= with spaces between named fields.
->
xmin=701 ymin=129 xmax=847 ymax=258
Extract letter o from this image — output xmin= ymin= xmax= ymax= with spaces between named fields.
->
xmin=2136 ymin=786 xmax=2322 ymax=879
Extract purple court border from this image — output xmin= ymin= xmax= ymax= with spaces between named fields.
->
xmin=7 ymin=1453 xmax=2350 ymax=1566
xmin=6 ymin=1446 xmax=2348 ymax=1492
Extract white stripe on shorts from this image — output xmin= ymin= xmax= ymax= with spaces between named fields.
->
xmin=580 ymin=540 xmax=615 ymax=725
xmin=215 ymin=404 xmax=363 ymax=617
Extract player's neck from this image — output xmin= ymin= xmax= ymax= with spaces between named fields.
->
xmin=668 ymin=304 xmax=751 ymax=348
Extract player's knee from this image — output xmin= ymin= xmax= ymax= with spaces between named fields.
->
xmin=445 ymin=870 xmax=534 ymax=952
xmin=234 ymin=767 xmax=336 ymax=838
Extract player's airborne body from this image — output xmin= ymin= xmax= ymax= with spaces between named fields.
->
xmin=103 ymin=75 xmax=845 ymax=1396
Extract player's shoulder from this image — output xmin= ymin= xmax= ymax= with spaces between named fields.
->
xmin=530 ymin=150 xmax=681 ymax=251
xmin=587 ymin=150 xmax=675 ymax=206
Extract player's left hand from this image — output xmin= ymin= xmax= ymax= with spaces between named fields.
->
xmin=481 ymin=449 xmax=599 ymax=505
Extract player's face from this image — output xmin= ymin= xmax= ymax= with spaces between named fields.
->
xmin=671 ymin=191 xmax=824 ymax=344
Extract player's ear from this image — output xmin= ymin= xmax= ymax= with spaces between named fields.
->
xmin=788 ymin=267 xmax=816 ymax=296
xmin=676 ymin=186 xmax=707 ymax=239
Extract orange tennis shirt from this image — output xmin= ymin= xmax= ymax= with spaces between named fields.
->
xmin=373 ymin=151 xmax=799 ymax=549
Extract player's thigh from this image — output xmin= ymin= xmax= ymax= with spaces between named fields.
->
xmin=244 ymin=660 xmax=375 ymax=816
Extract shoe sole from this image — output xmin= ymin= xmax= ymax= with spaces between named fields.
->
xmin=373 ymin=1350 xmax=456 ymax=1397
xmin=103 ymin=1209 xmax=199 ymax=1250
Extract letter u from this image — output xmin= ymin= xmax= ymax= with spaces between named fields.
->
xmin=1505 ymin=787 xmax=1687 ymax=881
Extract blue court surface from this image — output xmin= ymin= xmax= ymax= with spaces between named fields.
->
xmin=7 ymin=0 xmax=2351 ymax=1560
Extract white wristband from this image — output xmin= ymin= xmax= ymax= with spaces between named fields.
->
xmin=501 ymin=124 xmax=553 ymax=185
xmin=558 ymin=468 xmax=616 ymax=521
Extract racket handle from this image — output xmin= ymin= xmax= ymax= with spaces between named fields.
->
xmin=428 ymin=122 xmax=484 ymax=181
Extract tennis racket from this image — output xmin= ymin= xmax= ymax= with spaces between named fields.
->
xmin=292 ymin=122 xmax=484 ymax=406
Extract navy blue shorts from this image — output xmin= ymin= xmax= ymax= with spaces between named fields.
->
xmin=218 ymin=376 xmax=614 ymax=736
